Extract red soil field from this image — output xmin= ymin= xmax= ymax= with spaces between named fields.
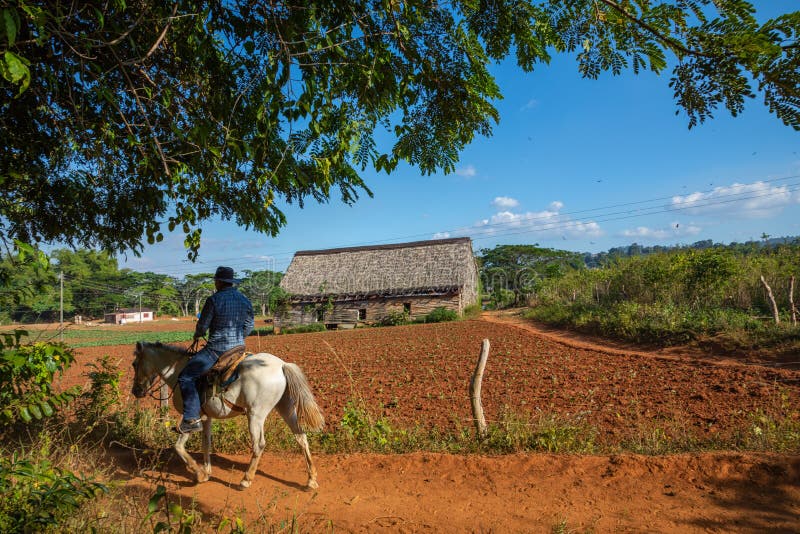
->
xmin=63 ymin=313 xmax=799 ymax=532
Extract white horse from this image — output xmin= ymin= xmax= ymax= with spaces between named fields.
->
xmin=131 ymin=341 xmax=324 ymax=489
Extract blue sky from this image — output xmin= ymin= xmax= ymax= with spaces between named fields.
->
xmin=120 ymin=3 xmax=800 ymax=277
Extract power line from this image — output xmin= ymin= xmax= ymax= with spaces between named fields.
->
xmin=117 ymin=173 xmax=800 ymax=275
xmin=467 ymin=183 xmax=800 ymax=242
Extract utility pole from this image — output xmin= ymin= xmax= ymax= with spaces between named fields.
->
xmin=138 ymin=293 xmax=142 ymax=323
xmin=59 ymin=271 xmax=63 ymax=342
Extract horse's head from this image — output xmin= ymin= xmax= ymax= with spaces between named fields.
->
xmin=131 ymin=341 xmax=159 ymax=398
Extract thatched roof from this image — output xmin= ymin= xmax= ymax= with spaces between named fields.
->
xmin=280 ymin=238 xmax=477 ymax=300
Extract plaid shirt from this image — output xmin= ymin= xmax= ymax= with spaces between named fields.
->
xmin=195 ymin=286 xmax=254 ymax=352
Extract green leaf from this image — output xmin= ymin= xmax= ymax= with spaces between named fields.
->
xmin=148 ymin=485 xmax=166 ymax=513
xmin=29 ymin=403 xmax=43 ymax=419
xmin=168 ymin=502 xmax=183 ymax=518
xmin=1 ymin=51 xmax=30 ymax=95
xmin=19 ymin=406 xmax=32 ymax=422
xmin=2 ymin=8 xmax=19 ymax=46
xmin=40 ymin=400 xmax=54 ymax=417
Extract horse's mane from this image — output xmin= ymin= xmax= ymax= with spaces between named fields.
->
xmin=141 ymin=341 xmax=191 ymax=356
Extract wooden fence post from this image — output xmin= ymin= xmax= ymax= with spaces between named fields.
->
xmin=760 ymin=275 xmax=780 ymax=325
xmin=470 ymin=338 xmax=490 ymax=439
xmin=161 ymin=383 xmax=170 ymax=409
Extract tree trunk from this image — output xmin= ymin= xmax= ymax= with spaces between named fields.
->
xmin=790 ymin=275 xmax=797 ymax=327
xmin=760 ymin=275 xmax=780 ymax=325
xmin=469 ymin=339 xmax=490 ymax=439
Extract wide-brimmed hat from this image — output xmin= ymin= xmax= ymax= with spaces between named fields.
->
xmin=213 ymin=266 xmax=240 ymax=284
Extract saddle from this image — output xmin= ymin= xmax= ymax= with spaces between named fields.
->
xmin=200 ymin=345 xmax=251 ymax=415
xmin=207 ymin=345 xmax=250 ymax=386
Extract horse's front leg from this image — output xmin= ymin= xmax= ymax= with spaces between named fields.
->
xmin=202 ymin=417 xmax=213 ymax=478
xmin=174 ymin=426 xmax=209 ymax=484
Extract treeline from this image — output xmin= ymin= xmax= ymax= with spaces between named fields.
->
xmin=584 ymin=235 xmax=800 ymax=267
xmin=0 ymin=248 xmax=284 ymax=323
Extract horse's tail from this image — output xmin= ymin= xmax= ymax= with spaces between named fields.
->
xmin=282 ymin=363 xmax=325 ymax=432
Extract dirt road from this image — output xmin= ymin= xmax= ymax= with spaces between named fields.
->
xmin=115 ymin=448 xmax=799 ymax=533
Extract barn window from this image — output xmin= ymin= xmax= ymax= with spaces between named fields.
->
xmin=316 ymin=308 xmax=324 ymax=322
xmin=358 ymin=308 xmax=367 ymax=320
xmin=403 ymin=302 xmax=411 ymax=314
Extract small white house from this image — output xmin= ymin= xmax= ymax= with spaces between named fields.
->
xmin=104 ymin=308 xmax=154 ymax=324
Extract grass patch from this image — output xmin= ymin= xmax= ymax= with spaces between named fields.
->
xmin=482 ymin=408 xmax=597 ymax=454
xmin=279 ymin=323 xmax=328 ymax=334
xmin=525 ymin=302 xmax=800 ymax=353
xmin=462 ymin=303 xmax=483 ymax=319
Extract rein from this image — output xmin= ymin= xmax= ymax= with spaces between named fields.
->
xmin=144 ymin=341 xmax=201 ymax=402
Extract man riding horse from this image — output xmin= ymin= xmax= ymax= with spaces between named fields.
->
xmin=177 ymin=266 xmax=254 ymax=434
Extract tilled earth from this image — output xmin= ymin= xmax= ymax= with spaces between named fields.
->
xmin=60 ymin=314 xmax=800 ymax=532
xmin=69 ymin=315 xmax=799 ymax=446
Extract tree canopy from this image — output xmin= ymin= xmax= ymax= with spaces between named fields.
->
xmin=2 ymin=1 xmax=798 ymax=258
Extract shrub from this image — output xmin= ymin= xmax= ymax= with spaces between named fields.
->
xmin=76 ymin=356 xmax=122 ymax=431
xmin=0 ymin=456 xmax=107 ymax=533
xmin=0 ymin=334 xmax=82 ymax=428
xmin=377 ymin=310 xmax=409 ymax=327
xmin=422 ymin=307 xmax=458 ymax=323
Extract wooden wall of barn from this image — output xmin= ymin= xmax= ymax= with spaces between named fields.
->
xmin=277 ymin=294 xmax=462 ymax=327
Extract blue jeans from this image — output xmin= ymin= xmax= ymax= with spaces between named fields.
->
xmin=177 ymin=347 xmax=220 ymax=421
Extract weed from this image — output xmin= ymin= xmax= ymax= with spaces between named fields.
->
xmin=740 ymin=409 xmax=800 ymax=452
xmin=483 ymin=408 xmax=597 ymax=453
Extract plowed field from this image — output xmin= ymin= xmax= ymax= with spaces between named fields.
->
xmin=64 ymin=313 xmax=800 ymax=532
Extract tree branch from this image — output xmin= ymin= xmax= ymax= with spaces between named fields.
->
xmin=596 ymin=0 xmax=706 ymax=59
xmin=109 ymin=47 xmax=171 ymax=177
xmin=123 ymin=3 xmax=178 ymax=66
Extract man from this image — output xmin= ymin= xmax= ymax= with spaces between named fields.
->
xmin=176 ymin=266 xmax=254 ymax=433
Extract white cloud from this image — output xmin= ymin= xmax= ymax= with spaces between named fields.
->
xmin=620 ymin=222 xmax=702 ymax=240
xmin=491 ymin=196 xmax=520 ymax=209
xmin=455 ymin=164 xmax=477 ymax=177
xmin=470 ymin=200 xmax=603 ymax=240
xmin=520 ymin=98 xmax=539 ymax=111
xmin=432 ymin=232 xmax=451 ymax=239
xmin=671 ymin=181 xmax=800 ymax=218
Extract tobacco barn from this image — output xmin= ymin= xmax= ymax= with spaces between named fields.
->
xmin=277 ymin=238 xmax=479 ymax=328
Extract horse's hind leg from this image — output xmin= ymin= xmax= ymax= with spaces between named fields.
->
xmin=241 ymin=411 xmax=268 ymax=489
xmin=277 ymin=396 xmax=318 ymax=490
xmin=201 ymin=417 xmax=212 ymax=478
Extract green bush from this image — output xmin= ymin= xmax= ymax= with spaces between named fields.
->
xmin=489 ymin=288 xmax=516 ymax=309
xmin=421 ymin=307 xmax=459 ymax=323
xmin=0 ymin=335 xmax=82 ymax=427
xmin=76 ymin=356 xmax=122 ymax=429
xmin=0 ymin=456 xmax=107 ymax=533
xmin=523 ymin=244 xmax=800 ymax=350
xmin=376 ymin=310 xmax=409 ymax=327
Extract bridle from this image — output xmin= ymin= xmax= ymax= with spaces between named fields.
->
xmin=134 ymin=340 xmax=201 ymax=401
